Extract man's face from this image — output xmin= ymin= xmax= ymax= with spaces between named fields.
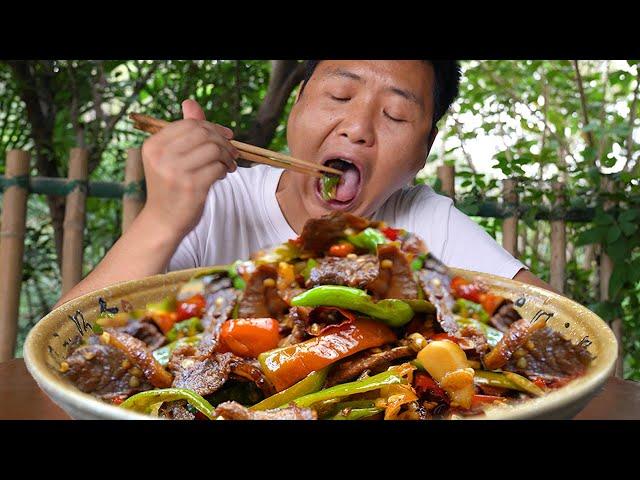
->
xmin=286 ymin=60 xmax=437 ymax=218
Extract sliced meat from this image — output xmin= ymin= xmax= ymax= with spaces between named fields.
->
xmin=214 ymin=401 xmax=317 ymax=420
xmin=326 ymin=345 xmax=414 ymax=387
xmin=229 ymin=357 xmax=275 ymax=398
xmin=400 ymin=232 xmax=428 ymax=255
xmin=299 ymin=212 xmax=370 ymax=254
xmin=490 ymin=300 xmax=522 ymax=333
xmin=63 ymin=344 xmax=152 ymax=400
xmin=367 ymin=244 xmax=419 ymax=299
xmin=197 ymin=285 xmax=238 ymax=358
xmin=306 ymin=254 xmax=379 ymax=289
xmin=158 ymin=400 xmax=196 ymax=420
xmin=102 ymin=329 xmax=173 ymax=388
xmin=118 ymin=320 xmax=166 ymax=351
xmin=280 ymin=306 xmax=311 ymax=346
xmin=416 ymin=267 xmax=458 ymax=335
xmin=170 ymin=351 xmax=236 ymax=397
xmin=483 ymin=317 xmax=546 ymax=370
xmin=504 ymin=327 xmax=593 ymax=382
xmin=458 ymin=325 xmax=490 ymax=357
xmin=202 ymin=275 xmax=237 ymax=330
xmin=237 ymin=264 xmax=288 ymax=319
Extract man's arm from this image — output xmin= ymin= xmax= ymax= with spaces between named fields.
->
xmin=513 ymin=268 xmax=560 ymax=295
xmin=54 ymin=100 xmax=238 ymax=309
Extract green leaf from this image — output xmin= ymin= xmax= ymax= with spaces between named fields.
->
xmin=575 ymin=226 xmax=608 ymax=246
xmin=605 ymin=236 xmax=629 ymax=263
xmin=608 ymin=265 xmax=628 ymax=300
xmin=618 ymin=209 xmax=640 ymax=224
xmin=594 ymin=211 xmax=615 ymax=226
xmin=620 ymin=222 xmax=638 ymax=236
xmin=607 ymin=225 xmax=622 ymax=244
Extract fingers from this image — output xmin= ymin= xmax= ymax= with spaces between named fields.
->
xmin=169 ymin=123 xmax=238 ymax=160
xmin=182 ymin=99 xmax=206 ymax=121
xmin=181 ymin=141 xmax=238 ymax=173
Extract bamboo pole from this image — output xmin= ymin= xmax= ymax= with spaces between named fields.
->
xmin=436 ymin=164 xmax=455 ymax=200
xmin=0 ymin=150 xmax=30 ymax=361
xmin=502 ymin=178 xmax=518 ymax=257
xmin=61 ymin=148 xmax=88 ymax=296
xmin=550 ymin=181 xmax=566 ymax=293
xmin=598 ymin=176 xmax=623 ymax=377
xmin=122 ymin=148 xmax=145 ymax=233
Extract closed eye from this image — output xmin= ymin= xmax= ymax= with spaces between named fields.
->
xmin=330 ymin=95 xmax=350 ymax=102
xmin=384 ymin=110 xmax=406 ymax=123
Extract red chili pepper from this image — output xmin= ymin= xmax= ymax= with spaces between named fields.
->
xmin=450 ymin=276 xmax=486 ymax=304
xmin=480 ymin=293 xmax=505 ymax=317
xmin=219 ymin=318 xmax=281 ymax=358
xmin=175 ymin=293 xmax=206 ymax=321
xmin=413 ymin=372 xmax=449 ymax=404
xmin=111 ymin=396 xmax=127 ymax=405
xmin=381 ymin=227 xmax=401 ymax=241
xmin=328 ymin=242 xmax=355 ymax=257
xmin=151 ymin=311 xmax=178 ymax=335
xmin=259 ymin=318 xmax=396 ymax=391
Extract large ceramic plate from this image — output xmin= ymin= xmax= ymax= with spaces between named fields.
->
xmin=24 ymin=267 xmax=618 ymax=420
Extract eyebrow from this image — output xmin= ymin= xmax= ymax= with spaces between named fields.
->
xmin=326 ymin=68 xmax=424 ymax=110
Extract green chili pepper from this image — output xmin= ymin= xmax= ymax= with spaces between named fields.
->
xmin=403 ymin=299 xmax=436 ymax=314
xmin=456 ymin=317 xmax=503 ymax=347
xmin=347 ymin=227 xmax=387 ymax=253
xmin=300 ymin=258 xmax=318 ymax=282
xmin=503 ymin=371 xmax=545 ymax=397
xmin=331 ymin=407 xmax=383 ymax=420
xmin=474 ymin=370 xmax=543 ymax=396
xmin=146 ymin=296 xmax=176 ymax=314
xmin=454 ymin=298 xmax=490 ymax=323
xmin=290 ymin=285 xmax=414 ymax=327
xmin=250 ymin=367 xmax=329 ymax=411
xmin=410 ymin=254 xmax=427 ymax=271
xmin=292 ymin=370 xmax=404 ymax=408
xmin=120 ymin=388 xmax=215 ymax=419
xmin=228 ymin=260 xmax=249 ymax=290
xmin=166 ymin=317 xmax=203 ymax=342
xmin=152 ymin=334 xmax=202 ymax=366
xmin=321 ymin=174 xmax=341 ymax=201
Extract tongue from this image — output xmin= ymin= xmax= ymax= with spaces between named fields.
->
xmin=335 ymin=166 xmax=360 ymax=202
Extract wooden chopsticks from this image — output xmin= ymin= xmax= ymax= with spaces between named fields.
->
xmin=129 ymin=113 xmax=342 ymax=179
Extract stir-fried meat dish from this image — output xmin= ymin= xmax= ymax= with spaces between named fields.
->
xmin=60 ymin=212 xmax=592 ymax=420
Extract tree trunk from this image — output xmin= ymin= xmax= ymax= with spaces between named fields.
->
xmin=238 ymin=60 xmax=306 ymax=147
xmin=6 ymin=60 xmax=65 ymax=266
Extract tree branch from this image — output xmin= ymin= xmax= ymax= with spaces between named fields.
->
xmin=624 ymin=65 xmax=640 ymax=172
xmin=479 ymin=62 xmax=578 ymax=164
xmin=573 ymin=60 xmax=595 ymax=147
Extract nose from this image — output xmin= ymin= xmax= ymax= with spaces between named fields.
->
xmin=336 ymin=100 xmax=376 ymax=147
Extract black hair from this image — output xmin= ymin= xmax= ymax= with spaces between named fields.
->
xmin=299 ymin=60 xmax=461 ymax=125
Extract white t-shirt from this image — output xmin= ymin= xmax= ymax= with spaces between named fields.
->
xmin=168 ymin=165 xmax=525 ymax=279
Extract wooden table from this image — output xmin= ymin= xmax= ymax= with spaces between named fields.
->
xmin=1 ymin=358 xmax=639 ymax=419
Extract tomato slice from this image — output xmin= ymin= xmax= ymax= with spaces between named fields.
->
xmin=175 ymin=294 xmax=206 ymax=321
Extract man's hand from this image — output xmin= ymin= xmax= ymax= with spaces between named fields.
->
xmin=140 ymin=99 xmax=239 ymax=239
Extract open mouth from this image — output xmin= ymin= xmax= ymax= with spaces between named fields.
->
xmin=316 ymin=158 xmax=362 ymax=207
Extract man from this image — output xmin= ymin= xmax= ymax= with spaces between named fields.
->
xmin=56 ymin=60 xmax=551 ymax=307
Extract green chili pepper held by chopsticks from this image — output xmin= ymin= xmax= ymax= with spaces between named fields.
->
xmin=120 ymin=388 xmax=216 ymax=419
xmin=292 ymin=369 xmax=404 ymax=408
xmin=321 ymin=174 xmax=341 ymax=201
xmin=290 ymin=285 xmax=414 ymax=327
xmin=250 ymin=367 xmax=329 ymax=411
xmin=347 ymin=227 xmax=387 ymax=253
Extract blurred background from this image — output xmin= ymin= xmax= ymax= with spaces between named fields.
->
xmin=0 ymin=60 xmax=638 ymax=380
